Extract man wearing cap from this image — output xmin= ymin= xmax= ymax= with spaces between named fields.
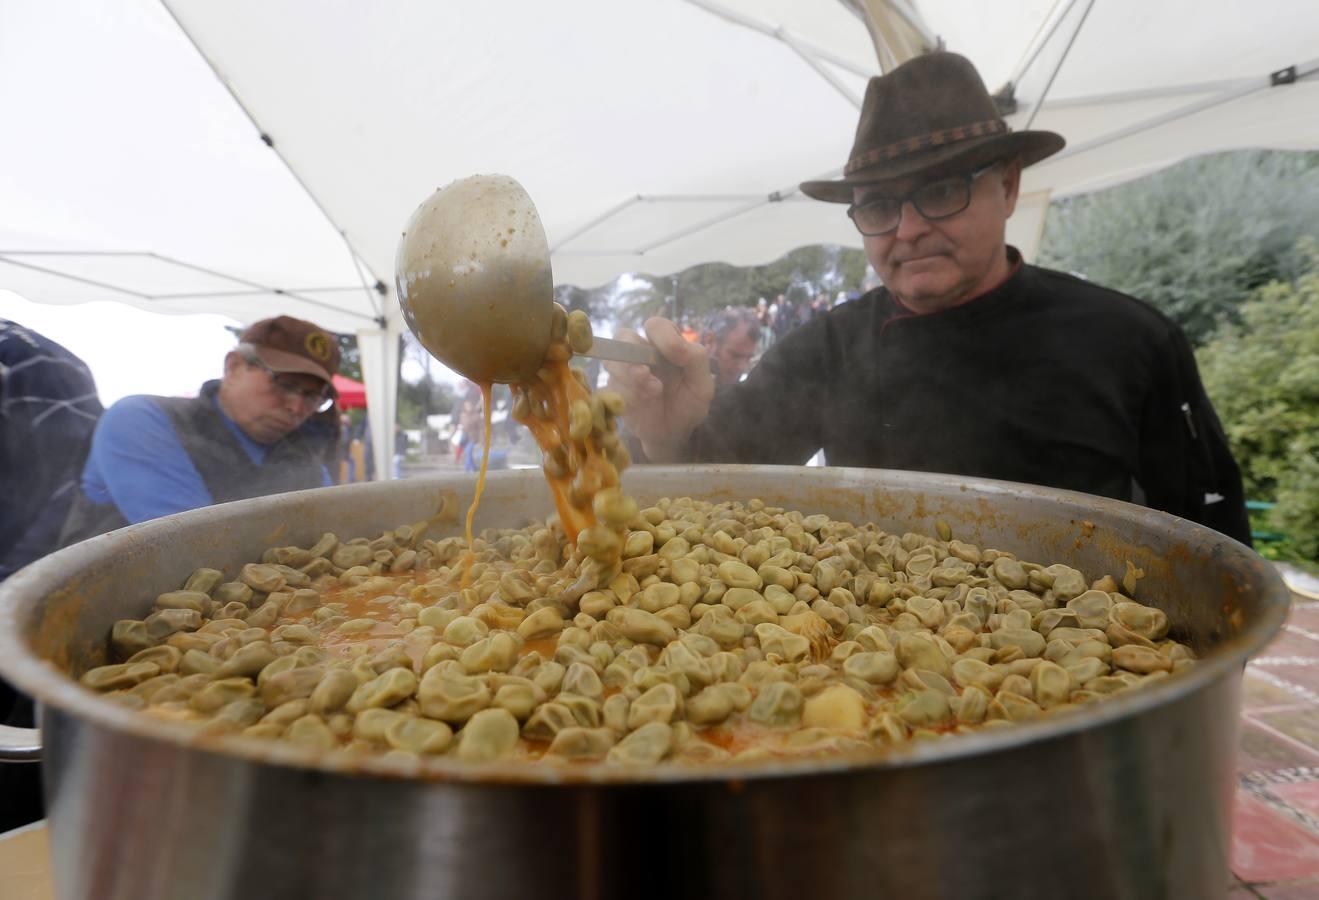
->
xmin=607 ymin=52 xmax=1250 ymax=544
xmin=59 ymin=316 xmax=342 ymax=544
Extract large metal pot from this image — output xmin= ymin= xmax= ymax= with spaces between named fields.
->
xmin=0 ymin=466 xmax=1289 ymax=900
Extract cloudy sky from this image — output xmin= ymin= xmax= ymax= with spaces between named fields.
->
xmin=1 ymin=289 xmax=241 ymax=405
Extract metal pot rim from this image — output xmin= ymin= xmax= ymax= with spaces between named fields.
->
xmin=0 ymin=465 xmax=1291 ymax=786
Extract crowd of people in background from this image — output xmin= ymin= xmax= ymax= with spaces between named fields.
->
xmin=758 ymin=290 xmax=858 ymax=346
xmin=690 ymin=289 xmax=862 ymax=386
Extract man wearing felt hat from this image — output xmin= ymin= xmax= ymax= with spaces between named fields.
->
xmin=59 ymin=315 xmax=343 ymax=545
xmin=608 ymin=52 xmax=1250 ymax=545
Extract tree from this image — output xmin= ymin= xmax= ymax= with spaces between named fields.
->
xmin=610 ymin=244 xmax=870 ymax=327
xmin=1197 ymin=239 xmax=1319 ymax=561
xmin=333 ymin=333 xmax=361 ymax=381
xmin=1039 ymin=150 xmax=1319 ymax=344
xmin=397 ymin=375 xmax=454 ymax=428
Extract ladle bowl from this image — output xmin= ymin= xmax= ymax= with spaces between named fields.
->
xmin=395 ymin=174 xmax=555 ymax=385
xmin=396 ymin=174 xmax=660 ymax=385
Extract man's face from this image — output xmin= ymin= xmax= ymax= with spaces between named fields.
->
xmin=220 ymin=353 xmax=325 ymax=443
xmin=857 ymin=158 xmax=1021 ymax=312
xmin=710 ymin=325 xmax=758 ymax=384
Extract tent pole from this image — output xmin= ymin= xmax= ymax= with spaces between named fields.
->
xmin=1033 ymin=78 xmax=1250 ymax=111
xmin=1045 ymin=57 xmax=1319 ymax=166
xmin=1005 ymin=0 xmax=1079 ymax=91
xmin=550 ymin=196 xmax=643 ymax=253
xmin=778 ymin=29 xmax=865 ymax=108
xmin=682 ymin=0 xmax=876 ymax=78
xmin=0 ymin=256 xmax=151 ymax=299
xmin=0 ymin=251 xmax=377 ymax=323
xmin=158 ymin=1 xmax=387 ymax=302
xmin=1022 ymin=0 xmax=1096 ymax=130
xmin=356 ymin=326 xmax=400 ymax=482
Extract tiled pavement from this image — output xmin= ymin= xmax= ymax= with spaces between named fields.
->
xmin=1232 ymin=596 xmax=1319 ymax=898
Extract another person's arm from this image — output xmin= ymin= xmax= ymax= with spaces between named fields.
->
xmin=605 ymin=317 xmax=716 ymax=462
xmin=1136 ymin=328 xmax=1252 ymax=545
xmin=689 ymin=316 xmax=833 ymax=464
xmin=606 ymin=315 xmax=832 ymax=465
xmin=83 ymin=398 xmax=214 ymax=524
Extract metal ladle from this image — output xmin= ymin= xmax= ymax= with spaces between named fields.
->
xmin=395 ymin=174 xmax=659 ymax=385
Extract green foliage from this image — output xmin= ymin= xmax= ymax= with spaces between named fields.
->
xmin=396 ymin=375 xmax=454 ymax=428
xmin=1197 ymin=240 xmax=1319 ymax=561
xmin=1039 ymin=151 xmax=1319 ymax=344
xmin=333 ymin=333 xmax=361 ymax=381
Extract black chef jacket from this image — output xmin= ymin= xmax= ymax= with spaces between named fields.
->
xmin=689 ymin=250 xmax=1252 ymax=545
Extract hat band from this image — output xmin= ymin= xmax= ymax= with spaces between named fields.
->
xmin=844 ymin=119 xmax=1009 ymax=176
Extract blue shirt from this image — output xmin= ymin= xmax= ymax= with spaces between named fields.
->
xmin=81 ymin=393 xmax=331 ymax=525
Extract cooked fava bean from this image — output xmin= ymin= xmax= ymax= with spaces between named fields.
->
xmin=385 ymin=717 xmax=453 ymax=755
xmin=460 ymin=633 xmax=519 ymax=674
xmin=418 ymin=668 xmax=490 ymax=723
xmin=285 ymin=715 xmax=337 ymax=751
xmin=843 ymin=651 xmax=899 ymax=685
xmin=565 ymin=309 xmax=593 ymax=354
xmin=747 ymin=682 xmax=803 ymax=727
xmin=260 ymin=667 xmax=326 ymax=708
xmin=190 ymin=678 xmax=256 ymax=714
xmin=802 ymin=684 xmax=866 ymax=733
xmin=81 ymin=662 xmax=160 ymax=691
xmin=347 ymin=668 xmax=418 ymax=713
xmin=547 ymin=726 xmax=616 ymax=760
xmin=308 ymin=668 xmax=358 ymax=715
xmin=80 ymin=466 xmax=1193 ymax=769
xmin=607 ymin=722 xmax=673 ymax=765
xmin=457 ymin=708 xmax=519 ymax=762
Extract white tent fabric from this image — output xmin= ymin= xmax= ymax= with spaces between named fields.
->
xmin=3 ymin=0 xmax=1318 ymax=480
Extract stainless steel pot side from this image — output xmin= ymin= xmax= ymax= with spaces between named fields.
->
xmin=0 ymin=466 xmax=1289 ymax=900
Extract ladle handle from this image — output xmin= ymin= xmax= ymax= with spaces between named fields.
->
xmin=581 ymin=336 xmax=662 ymax=368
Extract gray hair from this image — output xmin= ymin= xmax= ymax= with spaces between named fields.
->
xmin=702 ymin=306 xmax=761 ymax=344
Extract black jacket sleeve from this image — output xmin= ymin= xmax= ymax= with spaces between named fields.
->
xmin=689 ymin=316 xmax=836 ymax=464
xmin=1136 ymin=327 xmax=1252 ymax=546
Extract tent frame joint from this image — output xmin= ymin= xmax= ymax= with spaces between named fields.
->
xmin=1271 ymin=65 xmax=1297 ymax=86
xmin=993 ymin=83 xmax=1018 ymax=116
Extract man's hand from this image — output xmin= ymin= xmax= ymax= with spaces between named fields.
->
xmin=605 ymin=317 xmax=715 ymax=462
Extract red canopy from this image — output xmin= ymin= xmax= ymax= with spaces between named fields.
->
xmin=332 ymin=374 xmax=367 ymax=409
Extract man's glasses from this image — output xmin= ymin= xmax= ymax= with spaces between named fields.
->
xmin=847 ymin=162 xmax=999 ymax=236
xmin=243 ymin=353 xmax=335 ymax=413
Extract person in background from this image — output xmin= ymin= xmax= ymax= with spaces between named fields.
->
xmin=0 ymin=319 xmax=103 ymax=579
xmin=773 ymin=294 xmax=794 ymax=342
xmin=607 ymin=52 xmax=1250 ymax=545
xmin=455 ymin=381 xmax=510 ymax=472
xmin=0 ymin=319 xmax=103 ymax=832
xmin=394 ymin=426 xmax=407 ymax=478
xmin=754 ymin=297 xmax=773 ymax=351
xmin=59 ymin=315 xmax=340 ymax=545
xmin=700 ymin=306 xmax=763 ymax=386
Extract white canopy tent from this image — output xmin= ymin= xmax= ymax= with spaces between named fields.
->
xmin=3 ymin=0 xmax=1317 ymax=479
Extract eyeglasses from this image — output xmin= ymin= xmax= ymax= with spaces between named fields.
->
xmin=847 ymin=162 xmax=999 ymax=236
xmin=243 ymin=353 xmax=335 ymax=413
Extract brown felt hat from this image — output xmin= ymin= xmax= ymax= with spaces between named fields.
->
xmin=239 ymin=315 xmax=340 ymax=387
xmin=800 ymin=52 xmax=1064 ymax=203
